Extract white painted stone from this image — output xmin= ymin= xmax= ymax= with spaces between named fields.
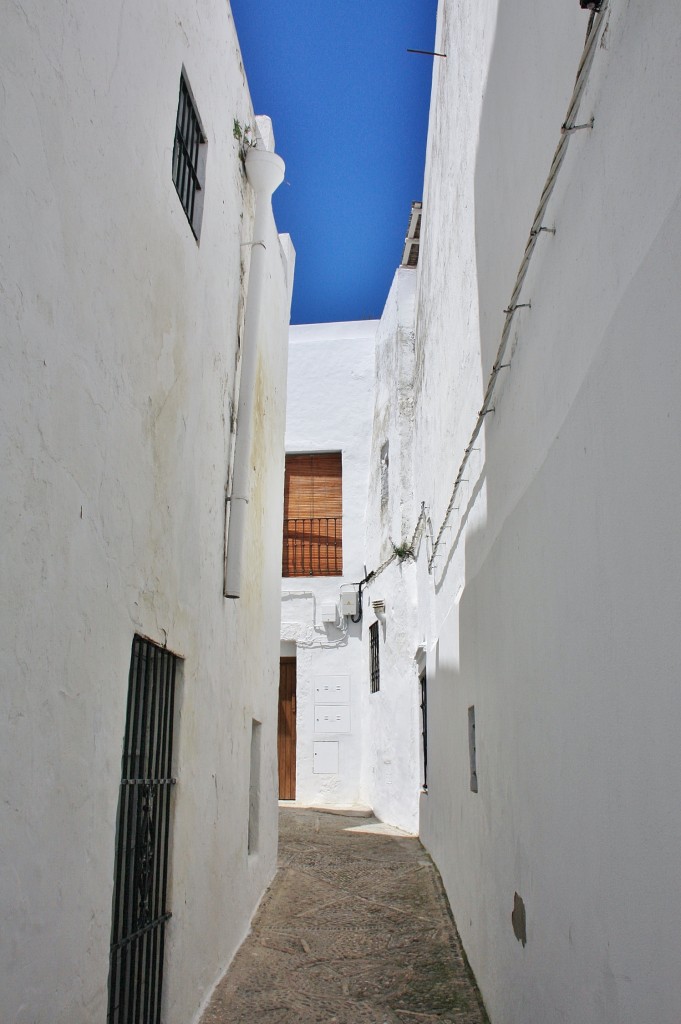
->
xmin=0 ymin=3 xmax=293 ymax=1022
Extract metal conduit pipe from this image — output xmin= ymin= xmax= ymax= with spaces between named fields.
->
xmin=225 ymin=145 xmax=285 ymax=598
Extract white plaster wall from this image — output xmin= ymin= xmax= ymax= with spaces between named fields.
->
xmin=281 ymin=322 xmax=376 ymax=809
xmin=0 ymin=3 xmax=293 ymax=1022
xmin=361 ymin=269 xmax=421 ymax=834
xmin=409 ymin=1 xmax=681 ymax=1022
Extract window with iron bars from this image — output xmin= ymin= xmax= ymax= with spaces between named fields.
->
xmin=282 ymin=453 xmax=342 ymax=577
xmin=370 ymin=621 xmax=380 ymax=694
xmin=172 ymin=72 xmax=206 ymax=239
xmin=419 ymin=670 xmax=428 ymax=790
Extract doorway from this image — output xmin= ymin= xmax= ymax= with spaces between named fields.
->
xmin=278 ymin=657 xmax=297 ymax=799
xmin=108 ymin=635 xmax=178 ymax=1024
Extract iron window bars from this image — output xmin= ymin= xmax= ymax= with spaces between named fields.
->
xmin=282 ymin=516 xmax=343 ymax=577
xmin=108 ymin=635 xmax=178 ymax=1024
xmin=370 ymin=621 xmax=380 ymax=694
xmin=172 ymin=73 xmax=205 ymax=238
xmin=420 ymin=671 xmax=428 ymax=790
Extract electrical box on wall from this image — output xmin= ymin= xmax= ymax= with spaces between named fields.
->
xmin=314 ymin=705 xmax=351 ymax=734
xmin=340 ymin=589 xmax=358 ymax=617
xmin=321 ymin=601 xmax=338 ymax=625
xmin=313 ymin=742 xmax=339 ymax=774
xmin=315 ymin=675 xmax=350 ymax=704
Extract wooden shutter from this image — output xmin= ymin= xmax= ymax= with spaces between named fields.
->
xmin=283 ymin=453 xmax=342 ymax=576
xmin=284 ymin=453 xmax=342 ymax=518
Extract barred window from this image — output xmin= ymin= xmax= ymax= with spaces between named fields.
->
xmin=370 ymin=621 xmax=380 ymax=694
xmin=172 ymin=72 xmax=206 ymax=239
xmin=283 ymin=453 xmax=343 ymax=577
xmin=380 ymin=441 xmax=389 ymax=514
xmin=420 ymin=670 xmax=428 ymax=791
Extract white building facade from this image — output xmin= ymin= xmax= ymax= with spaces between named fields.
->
xmin=0 ymin=3 xmax=293 ymax=1022
xmin=362 ymin=268 xmax=423 ymax=835
xmin=280 ymin=322 xmax=377 ymax=812
xmin=363 ymin=1 xmax=681 ymax=1022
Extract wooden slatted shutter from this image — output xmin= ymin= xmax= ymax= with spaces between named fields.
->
xmin=283 ymin=453 xmax=342 ymax=576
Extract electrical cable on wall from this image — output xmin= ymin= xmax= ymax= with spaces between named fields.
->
xmin=358 ymin=1 xmax=609 ymax=587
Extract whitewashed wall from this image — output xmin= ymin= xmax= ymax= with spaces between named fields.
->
xmin=281 ymin=322 xmax=376 ymax=809
xmin=408 ymin=2 xmax=681 ymax=1023
xmin=0 ymin=3 xmax=293 ymax=1022
xmin=362 ymin=269 xmax=421 ymax=834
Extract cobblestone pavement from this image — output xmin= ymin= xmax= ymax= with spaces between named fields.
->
xmin=201 ymin=808 xmax=488 ymax=1024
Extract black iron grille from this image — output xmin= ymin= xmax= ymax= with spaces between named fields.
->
xmin=172 ymin=74 xmax=204 ymax=236
xmin=108 ymin=635 xmax=178 ymax=1024
xmin=282 ymin=516 xmax=343 ymax=577
xmin=370 ymin=621 xmax=380 ymax=694
xmin=420 ymin=671 xmax=428 ymax=790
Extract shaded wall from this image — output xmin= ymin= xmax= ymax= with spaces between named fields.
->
xmin=411 ymin=1 xmax=681 ymax=1022
xmin=0 ymin=3 xmax=293 ymax=1021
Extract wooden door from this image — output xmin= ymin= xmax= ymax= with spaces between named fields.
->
xmin=278 ymin=657 xmax=297 ymax=799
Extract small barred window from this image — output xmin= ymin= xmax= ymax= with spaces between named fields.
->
xmin=370 ymin=621 xmax=380 ymax=694
xmin=172 ymin=72 xmax=206 ymax=239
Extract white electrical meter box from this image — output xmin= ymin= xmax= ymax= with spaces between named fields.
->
xmin=340 ymin=589 xmax=358 ymax=617
xmin=315 ymin=675 xmax=350 ymax=704
xmin=313 ymin=741 xmax=339 ymax=774
xmin=320 ymin=601 xmax=338 ymax=625
xmin=314 ymin=705 xmax=351 ymax=734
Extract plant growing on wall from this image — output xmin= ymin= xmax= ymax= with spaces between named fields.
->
xmin=392 ymin=541 xmax=414 ymax=562
xmin=233 ymin=118 xmax=256 ymax=168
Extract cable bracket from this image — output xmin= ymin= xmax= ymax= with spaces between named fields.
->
xmin=561 ymin=117 xmax=594 ymax=134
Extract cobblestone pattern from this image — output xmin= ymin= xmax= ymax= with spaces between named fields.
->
xmin=201 ymin=809 xmax=488 ymax=1024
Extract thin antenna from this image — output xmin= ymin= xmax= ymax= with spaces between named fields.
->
xmin=407 ymin=49 xmax=447 ymax=57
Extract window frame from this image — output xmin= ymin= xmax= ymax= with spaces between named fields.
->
xmin=369 ymin=621 xmax=380 ymax=694
xmin=380 ymin=440 xmax=389 ymax=515
xmin=419 ymin=669 xmax=428 ymax=790
xmin=282 ymin=452 xmax=343 ymax=578
xmin=172 ymin=70 xmax=207 ymax=240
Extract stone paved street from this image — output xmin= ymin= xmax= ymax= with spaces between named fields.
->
xmin=201 ymin=808 xmax=488 ymax=1024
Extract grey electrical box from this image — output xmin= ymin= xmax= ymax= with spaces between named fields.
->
xmin=340 ymin=589 xmax=358 ymax=617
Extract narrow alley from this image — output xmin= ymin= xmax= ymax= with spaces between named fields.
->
xmin=6 ymin=3 xmax=681 ymax=1022
xmin=201 ymin=809 xmax=488 ymax=1023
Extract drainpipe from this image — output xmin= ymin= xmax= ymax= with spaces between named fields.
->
xmin=225 ymin=145 xmax=285 ymax=599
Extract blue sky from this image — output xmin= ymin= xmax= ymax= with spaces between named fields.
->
xmin=230 ymin=0 xmax=438 ymax=325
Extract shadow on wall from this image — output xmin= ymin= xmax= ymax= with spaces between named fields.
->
xmin=439 ymin=4 xmax=681 ymax=1020
xmin=423 ymin=3 xmax=605 ymax=1018
xmin=428 ymin=1 xmax=586 ymax=600
xmin=473 ymin=0 xmax=585 ymax=376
